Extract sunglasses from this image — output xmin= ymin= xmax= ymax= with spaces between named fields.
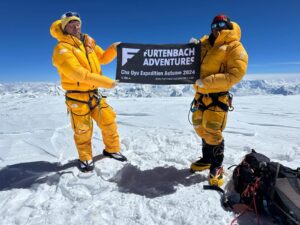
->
xmin=62 ymin=12 xmax=80 ymax=19
xmin=211 ymin=21 xmax=227 ymax=29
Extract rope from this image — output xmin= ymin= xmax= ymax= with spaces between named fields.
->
xmin=231 ymin=179 xmax=261 ymax=225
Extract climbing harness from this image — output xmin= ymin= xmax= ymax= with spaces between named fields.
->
xmin=190 ymin=92 xmax=234 ymax=113
xmin=65 ymin=89 xmax=104 ymax=111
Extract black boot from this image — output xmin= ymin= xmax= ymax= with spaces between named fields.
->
xmin=103 ymin=149 xmax=127 ymax=162
xmin=190 ymin=139 xmax=212 ymax=172
xmin=78 ymin=159 xmax=94 ymax=172
xmin=211 ymin=140 xmax=224 ymax=168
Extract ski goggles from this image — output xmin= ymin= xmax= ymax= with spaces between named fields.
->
xmin=61 ymin=12 xmax=80 ymax=19
xmin=211 ymin=21 xmax=227 ymax=29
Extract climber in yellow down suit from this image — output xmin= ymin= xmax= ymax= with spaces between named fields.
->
xmin=189 ymin=14 xmax=248 ymax=187
xmin=50 ymin=12 xmax=127 ymax=172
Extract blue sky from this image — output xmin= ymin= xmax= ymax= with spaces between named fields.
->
xmin=0 ymin=0 xmax=299 ymax=82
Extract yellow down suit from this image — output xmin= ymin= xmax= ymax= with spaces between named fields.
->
xmin=50 ymin=20 xmax=120 ymax=161
xmin=192 ymin=22 xmax=248 ymax=145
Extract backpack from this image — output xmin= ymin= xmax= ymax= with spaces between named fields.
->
xmin=232 ymin=149 xmax=300 ymax=225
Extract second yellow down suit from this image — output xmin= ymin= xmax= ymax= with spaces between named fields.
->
xmin=50 ymin=19 xmax=120 ymax=161
xmin=192 ymin=21 xmax=248 ymax=146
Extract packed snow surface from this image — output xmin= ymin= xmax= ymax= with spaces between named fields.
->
xmin=0 ymin=75 xmax=300 ymax=225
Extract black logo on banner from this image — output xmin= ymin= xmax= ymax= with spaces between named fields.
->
xmin=116 ymin=43 xmax=201 ymax=85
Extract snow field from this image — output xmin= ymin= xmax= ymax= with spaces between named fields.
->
xmin=0 ymin=93 xmax=299 ymax=225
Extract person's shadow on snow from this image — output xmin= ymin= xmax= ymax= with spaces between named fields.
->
xmin=110 ymin=164 xmax=207 ymax=198
xmin=0 ymin=154 xmax=105 ymax=191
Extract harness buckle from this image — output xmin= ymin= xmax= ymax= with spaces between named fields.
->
xmin=190 ymin=99 xmax=199 ymax=112
xmin=88 ymin=93 xmax=101 ymax=110
xmin=203 ymin=93 xmax=210 ymax=98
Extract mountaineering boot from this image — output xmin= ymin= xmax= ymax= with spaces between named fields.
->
xmin=190 ymin=139 xmax=212 ymax=173
xmin=103 ymin=149 xmax=127 ymax=162
xmin=209 ymin=166 xmax=224 ymax=186
xmin=78 ymin=159 xmax=94 ymax=172
xmin=208 ymin=140 xmax=225 ymax=187
xmin=190 ymin=158 xmax=211 ymax=173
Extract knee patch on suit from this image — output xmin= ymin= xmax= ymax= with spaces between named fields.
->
xmin=192 ymin=110 xmax=203 ymax=128
xmin=203 ymin=110 xmax=227 ymax=131
xmin=66 ymin=100 xmax=92 ymax=133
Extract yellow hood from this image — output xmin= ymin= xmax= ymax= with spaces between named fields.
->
xmin=215 ymin=21 xmax=241 ymax=45
xmin=50 ymin=19 xmax=117 ymax=91
xmin=194 ymin=21 xmax=248 ymax=93
xmin=50 ymin=20 xmax=82 ymax=46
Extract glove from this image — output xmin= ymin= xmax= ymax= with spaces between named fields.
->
xmin=112 ymin=42 xmax=121 ymax=49
xmin=111 ymin=80 xmax=119 ymax=88
xmin=189 ymin=37 xmax=199 ymax=44
xmin=195 ymin=79 xmax=204 ymax=88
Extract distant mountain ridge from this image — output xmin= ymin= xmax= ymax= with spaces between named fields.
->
xmin=1 ymin=76 xmax=300 ymax=98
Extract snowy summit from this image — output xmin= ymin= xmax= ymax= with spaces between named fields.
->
xmin=0 ymin=74 xmax=300 ymax=225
